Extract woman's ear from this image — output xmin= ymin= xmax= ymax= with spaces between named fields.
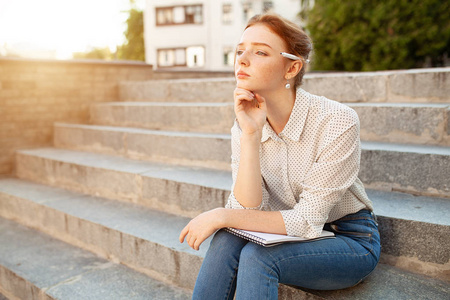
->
xmin=285 ymin=61 xmax=302 ymax=80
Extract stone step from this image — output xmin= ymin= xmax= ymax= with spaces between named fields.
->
xmin=0 ymin=216 xmax=191 ymax=300
xmin=279 ymin=263 xmax=450 ymax=300
xmin=12 ymin=150 xmax=450 ymax=277
xmin=89 ymin=102 xmax=449 ymax=146
xmin=352 ymin=103 xmax=450 ymax=146
xmin=53 ymin=123 xmax=450 ymax=197
xmin=119 ymin=78 xmax=236 ymax=103
xmin=89 ymin=102 xmax=235 ymax=134
xmin=303 ymin=68 xmax=450 ymax=103
xmin=15 ymin=147 xmax=231 ymax=218
xmin=360 ymin=142 xmax=450 ymax=198
xmin=0 ymin=178 xmax=448 ymax=298
xmin=119 ymin=68 xmax=450 ymax=103
xmin=54 ymin=123 xmax=231 ymax=171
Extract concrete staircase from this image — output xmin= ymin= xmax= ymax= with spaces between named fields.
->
xmin=1 ymin=69 xmax=449 ymax=299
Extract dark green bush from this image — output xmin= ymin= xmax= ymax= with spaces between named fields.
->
xmin=306 ymin=0 xmax=450 ymax=71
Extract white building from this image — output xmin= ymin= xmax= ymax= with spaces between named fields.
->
xmin=143 ymin=0 xmax=307 ymax=71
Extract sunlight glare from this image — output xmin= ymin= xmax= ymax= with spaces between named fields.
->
xmin=0 ymin=0 xmax=140 ymax=59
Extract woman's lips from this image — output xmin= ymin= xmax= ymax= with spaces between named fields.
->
xmin=236 ymin=71 xmax=250 ymax=79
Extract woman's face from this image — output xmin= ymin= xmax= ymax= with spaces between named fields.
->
xmin=235 ymin=24 xmax=289 ymax=93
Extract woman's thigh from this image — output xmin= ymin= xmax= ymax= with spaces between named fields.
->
xmin=238 ymin=212 xmax=380 ymax=291
xmin=193 ymin=230 xmax=249 ymax=300
xmin=267 ymin=235 xmax=378 ymax=290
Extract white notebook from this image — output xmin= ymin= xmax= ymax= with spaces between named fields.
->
xmin=225 ymin=228 xmax=335 ymax=247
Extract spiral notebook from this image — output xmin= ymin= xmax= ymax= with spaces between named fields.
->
xmin=224 ymin=228 xmax=335 ymax=247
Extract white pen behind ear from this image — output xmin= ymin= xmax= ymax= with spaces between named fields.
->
xmin=280 ymin=52 xmax=310 ymax=64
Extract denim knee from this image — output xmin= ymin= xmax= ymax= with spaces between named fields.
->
xmin=236 ymin=243 xmax=280 ymax=299
xmin=239 ymin=242 xmax=280 ymax=277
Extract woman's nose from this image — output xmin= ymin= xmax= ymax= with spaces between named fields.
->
xmin=237 ymin=51 xmax=249 ymax=66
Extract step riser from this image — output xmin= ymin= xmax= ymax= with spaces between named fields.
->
xmin=90 ymin=104 xmax=235 ymax=134
xmin=303 ymin=70 xmax=450 ymax=103
xmin=119 ymin=79 xmax=236 ymax=103
xmin=142 ymin=177 xmax=229 ymax=216
xmin=53 ymin=125 xmax=450 ymax=198
xmin=353 ymin=105 xmax=450 ymax=146
xmin=377 ymin=216 xmax=449 ymax=267
xmin=54 ymin=125 xmax=232 ymax=171
xmin=360 ymin=149 xmax=450 ymax=198
xmin=90 ymin=103 xmax=450 ymax=146
xmin=0 ymin=265 xmax=53 ymax=300
xmin=0 ymin=195 xmax=202 ymax=290
xmin=119 ymin=69 xmax=450 ymax=103
xmin=15 ymin=153 xmax=228 ymax=218
xmin=13 ymin=154 xmax=450 ymax=277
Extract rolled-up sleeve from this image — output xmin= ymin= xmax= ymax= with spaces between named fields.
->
xmin=281 ymin=111 xmax=361 ymax=238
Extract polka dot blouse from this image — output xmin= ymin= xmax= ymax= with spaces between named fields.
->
xmin=226 ymin=88 xmax=373 ymax=238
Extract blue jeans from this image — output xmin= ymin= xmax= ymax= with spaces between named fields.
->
xmin=192 ymin=210 xmax=380 ymax=300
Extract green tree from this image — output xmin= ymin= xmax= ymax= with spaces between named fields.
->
xmin=73 ymin=47 xmax=113 ymax=60
xmin=305 ymin=0 xmax=450 ymax=71
xmin=117 ymin=7 xmax=145 ymax=61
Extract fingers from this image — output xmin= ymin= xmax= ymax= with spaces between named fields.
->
xmin=187 ymin=233 xmax=202 ymax=251
xmin=179 ymin=225 xmax=189 ymax=243
xmin=187 ymin=234 xmax=196 ymax=250
xmin=254 ymin=93 xmax=266 ymax=110
xmin=193 ymin=237 xmax=203 ymax=251
xmin=189 ymin=233 xmax=205 ymax=251
xmin=234 ymin=88 xmax=255 ymax=106
xmin=234 ymin=87 xmax=254 ymax=100
xmin=179 ymin=224 xmax=203 ymax=251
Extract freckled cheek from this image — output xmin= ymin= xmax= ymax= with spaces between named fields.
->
xmin=258 ymin=65 xmax=282 ymax=84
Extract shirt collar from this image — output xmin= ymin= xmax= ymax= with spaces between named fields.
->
xmin=261 ymin=88 xmax=311 ymax=143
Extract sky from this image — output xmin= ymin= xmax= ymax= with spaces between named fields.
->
xmin=0 ymin=0 xmax=144 ymax=59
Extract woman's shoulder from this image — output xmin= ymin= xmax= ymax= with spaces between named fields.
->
xmin=301 ymin=89 xmax=359 ymax=125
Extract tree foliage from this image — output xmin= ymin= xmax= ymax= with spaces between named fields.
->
xmin=305 ymin=0 xmax=450 ymax=71
xmin=73 ymin=47 xmax=113 ymax=60
xmin=72 ymin=2 xmax=145 ymax=62
xmin=116 ymin=8 xmax=145 ymax=61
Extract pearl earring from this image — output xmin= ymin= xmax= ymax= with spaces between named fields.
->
xmin=285 ymin=78 xmax=291 ymax=89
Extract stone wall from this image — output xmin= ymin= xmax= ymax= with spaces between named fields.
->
xmin=0 ymin=58 xmax=154 ymax=174
xmin=153 ymin=69 xmax=234 ymax=80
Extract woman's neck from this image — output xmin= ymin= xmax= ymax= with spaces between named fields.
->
xmin=261 ymin=88 xmax=296 ymax=134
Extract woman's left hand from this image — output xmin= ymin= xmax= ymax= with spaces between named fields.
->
xmin=179 ymin=208 xmax=225 ymax=251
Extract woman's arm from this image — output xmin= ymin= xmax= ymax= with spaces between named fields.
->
xmin=232 ymin=133 xmax=263 ymax=208
xmin=179 ymin=208 xmax=286 ymax=250
xmin=231 ymin=88 xmax=267 ymax=208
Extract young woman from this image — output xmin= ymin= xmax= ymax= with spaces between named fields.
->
xmin=179 ymin=13 xmax=380 ymax=299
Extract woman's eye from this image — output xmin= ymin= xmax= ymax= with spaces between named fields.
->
xmin=256 ymin=51 xmax=267 ymax=56
xmin=236 ymin=50 xmax=244 ymax=55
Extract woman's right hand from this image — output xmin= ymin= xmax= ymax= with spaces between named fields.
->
xmin=234 ymin=87 xmax=267 ymax=136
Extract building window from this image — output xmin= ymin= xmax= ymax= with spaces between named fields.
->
xmin=158 ymin=49 xmax=178 ymax=67
xmin=157 ymin=46 xmax=204 ymax=68
xmin=186 ymin=46 xmax=205 ymax=67
xmin=263 ymin=1 xmax=274 ymax=12
xmin=242 ymin=2 xmax=253 ymax=22
xmin=223 ymin=47 xmax=235 ymax=66
xmin=222 ymin=4 xmax=233 ymax=24
xmin=156 ymin=5 xmax=203 ymax=26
